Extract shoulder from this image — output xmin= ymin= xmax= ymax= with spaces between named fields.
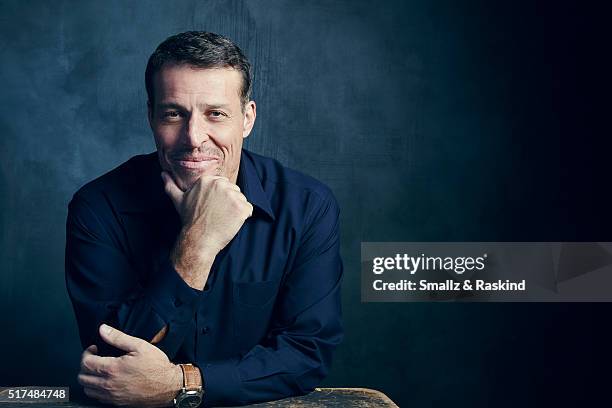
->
xmin=244 ymin=150 xmax=336 ymax=204
xmin=243 ymin=150 xmax=340 ymax=229
xmin=68 ymin=152 xmax=157 ymax=216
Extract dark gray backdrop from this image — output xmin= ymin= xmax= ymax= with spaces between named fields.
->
xmin=1 ymin=1 xmax=609 ymax=406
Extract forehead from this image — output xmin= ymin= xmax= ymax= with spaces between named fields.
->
xmin=153 ymin=64 xmax=243 ymax=105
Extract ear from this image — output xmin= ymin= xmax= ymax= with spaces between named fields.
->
xmin=242 ymin=100 xmax=256 ymax=139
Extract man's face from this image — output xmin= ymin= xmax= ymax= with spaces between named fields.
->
xmin=148 ymin=63 xmax=256 ymax=191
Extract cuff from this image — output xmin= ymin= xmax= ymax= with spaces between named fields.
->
xmin=201 ymin=358 xmax=244 ymax=407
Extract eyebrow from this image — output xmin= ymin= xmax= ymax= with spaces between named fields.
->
xmin=156 ymin=101 xmax=231 ymax=111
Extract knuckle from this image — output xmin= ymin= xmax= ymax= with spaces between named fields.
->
xmin=134 ymin=341 xmax=145 ymax=353
xmin=101 ymin=378 xmax=113 ymax=391
xmin=102 ymin=362 xmax=115 ymax=377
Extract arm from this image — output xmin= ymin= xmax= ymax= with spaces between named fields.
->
xmin=65 ymin=192 xmax=201 ymax=358
xmin=75 ymin=172 xmax=253 ymax=407
xmin=199 ymin=191 xmax=344 ymax=406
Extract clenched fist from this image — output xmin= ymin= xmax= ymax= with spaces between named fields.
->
xmin=161 ymin=171 xmax=253 ymax=289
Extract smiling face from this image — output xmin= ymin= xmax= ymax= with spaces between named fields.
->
xmin=148 ymin=63 xmax=256 ymax=191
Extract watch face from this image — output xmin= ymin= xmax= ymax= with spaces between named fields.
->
xmin=178 ymin=393 xmax=202 ymax=408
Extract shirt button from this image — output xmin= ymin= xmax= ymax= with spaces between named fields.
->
xmin=201 ymin=326 xmax=210 ymax=335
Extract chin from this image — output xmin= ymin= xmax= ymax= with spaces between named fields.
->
xmin=173 ymin=168 xmax=223 ymax=192
xmin=174 ymin=173 xmax=201 ymax=192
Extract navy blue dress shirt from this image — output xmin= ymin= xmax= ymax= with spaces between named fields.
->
xmin=65 ymin=149 xmax=343 ymax=406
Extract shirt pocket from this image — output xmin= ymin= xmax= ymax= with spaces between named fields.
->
xmin=232 ymin=279 xmax=280 ymax=353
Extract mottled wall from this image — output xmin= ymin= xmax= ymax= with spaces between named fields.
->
xmin=1 ymin=1 xmax=609 ymax=406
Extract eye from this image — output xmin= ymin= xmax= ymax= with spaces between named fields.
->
xmin=161 ymin=110 xmax=182 ymax=121
xmin=209 ymin=110 xmax=227 ymax=119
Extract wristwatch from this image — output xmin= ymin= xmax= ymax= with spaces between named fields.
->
xmin=173 ymin=363 xmax=204 ymax=408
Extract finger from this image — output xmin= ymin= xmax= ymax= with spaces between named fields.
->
xmin=99 ymin=324 xmax=145 ymax=353
xmin=78 ymin=373 xmax=106 ymax=390
xmin=81 ymin=352 xmax=115 ymax=376
xmin=82 ymin=345 xmax=97 ymax=359
xmin=200 ymin=175 xmax=228 ymax=184
xmin=161 ymin=171 xmax=183 ymax=205
xmin=80 ymin=346 xmax=97 ymax=374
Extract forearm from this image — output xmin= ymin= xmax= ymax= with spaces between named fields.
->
xmin=149 ymin=231 xmax=220 ymax=344
xmin=66 ymin=194 xmax=202 ymax=357
xmin=170 ymin=226 xmax=219 ymax=290
xmin=67 ymin=254 xmax=202 ymax=358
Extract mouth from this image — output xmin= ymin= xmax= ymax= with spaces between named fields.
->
xmin=173 ymin=157 xmax=220 ymax=169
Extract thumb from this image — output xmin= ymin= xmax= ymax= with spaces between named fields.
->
xmin=99 ymin=324 xmax=144 ymax=353
xmin=161 ymin=171 xmax=183 ymax=206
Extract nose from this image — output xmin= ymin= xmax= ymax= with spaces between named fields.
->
xmin=183 ymin=112 xmax=210 ymax=148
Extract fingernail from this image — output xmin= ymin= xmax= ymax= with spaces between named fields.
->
xmin=101 ymin=324 xmax=112 ymax=335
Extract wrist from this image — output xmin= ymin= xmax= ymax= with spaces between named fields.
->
xmin=168 ymin=364 xmax=183 ymax=406
xmin=171 ymin=230 xmax=217 ymax=290
xmin=172 ymin=228 xmax=219 ymax=265
xmin=173 ymin=363 xmax=204 ymax=408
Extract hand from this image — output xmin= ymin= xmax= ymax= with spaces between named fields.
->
xmin=162 ymin=171 xmax=253 ymax=289
xmin=78 ymin=324 xmax=182 ymax=407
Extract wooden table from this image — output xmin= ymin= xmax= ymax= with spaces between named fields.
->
xmin=0 ymin=388 xmax=398 ymax=407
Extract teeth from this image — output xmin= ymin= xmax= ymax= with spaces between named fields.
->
xmin=176 ymin=159 xmax=218 ymax=169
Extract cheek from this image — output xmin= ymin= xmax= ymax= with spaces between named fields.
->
xmin=153 ymin=130 xmax=179 ymax=164
xmin=213 ymin=126 xmax=241 ymax=154
xmin=225 ymin=137 xmax=245 ymax=171
xmin=155 ymin=128 xmax=177 ymax=146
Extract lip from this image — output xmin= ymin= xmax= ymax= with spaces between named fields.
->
xmin=174 ymin=157 xmax=219 ymax=169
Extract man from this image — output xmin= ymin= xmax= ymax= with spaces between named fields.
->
xmin=65 ymin=31 xmax=343 ymax=407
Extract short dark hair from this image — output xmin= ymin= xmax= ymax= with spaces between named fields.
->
xmin=145 ymin=31 xmax=252 ymax=108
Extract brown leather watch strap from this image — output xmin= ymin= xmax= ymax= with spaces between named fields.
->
xmin=179 ymin=363 xmax=202 ymax=391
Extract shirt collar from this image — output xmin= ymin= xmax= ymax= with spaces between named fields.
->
xmin=237 ymin=149 xmax=275 ymax=221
